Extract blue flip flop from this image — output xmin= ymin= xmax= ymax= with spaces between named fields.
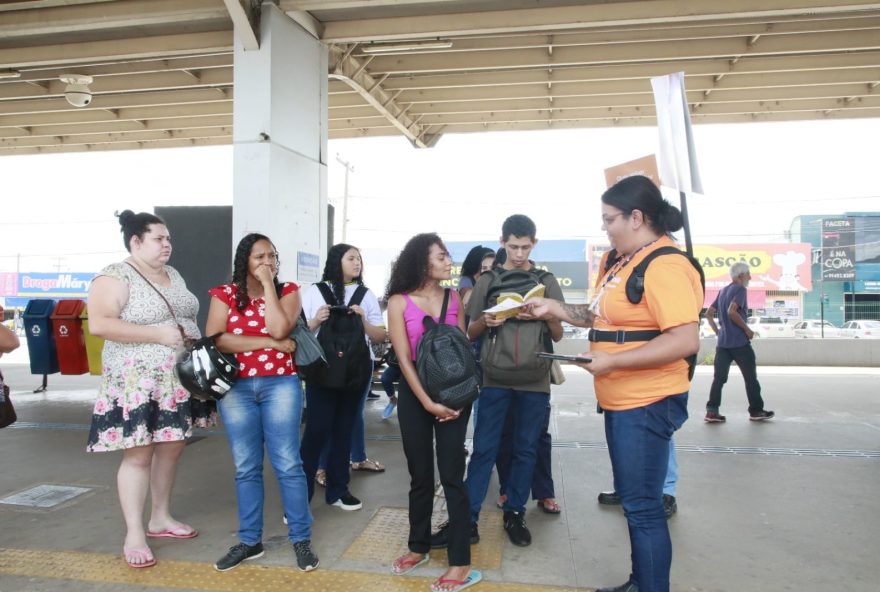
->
xmin=431 ymin=568 xmax=482 ymax=591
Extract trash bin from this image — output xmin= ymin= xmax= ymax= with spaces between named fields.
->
xmin=22 ymin=299 xmax=59 ymax=375
xmin=81 ymin=307 xmax=104 ymax=376
xmin=51 ymin=299 xmax=89 ymax=375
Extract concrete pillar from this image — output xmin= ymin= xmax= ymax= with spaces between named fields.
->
xmin=232 ymin=3 xmax=328 ymax=284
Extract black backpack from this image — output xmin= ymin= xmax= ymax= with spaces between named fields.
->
xmin=481 ymin=267 xmax=555 ymax=385
xmin=603 ymin=246 xmax=705 ymax=379
xmin=416 ymin=289 xmax=479 ymax=410
xmin=308 ymin=282 xmax=373 ymax=391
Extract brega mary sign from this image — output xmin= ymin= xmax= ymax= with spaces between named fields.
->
xmin=821 ymin=217 xmax=856 ymax=281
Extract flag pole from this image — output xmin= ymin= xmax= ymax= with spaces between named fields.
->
xmin=679 ymin=189 xmax=693 ymax=257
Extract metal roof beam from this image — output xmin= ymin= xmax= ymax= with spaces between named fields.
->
xmin=329 ymin=45 xmax=436 ymax=148
xmin=222 ymin=0 xmax=260 ymax=51
xmin=319 ymin=0 xmax=880 ymax=42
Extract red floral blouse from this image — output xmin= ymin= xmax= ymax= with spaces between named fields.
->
xmin=208 ymin=282 xmax=299 ymax=377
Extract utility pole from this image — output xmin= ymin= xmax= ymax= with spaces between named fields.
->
xmin=335 ymin=154 xmax=354 ymax=243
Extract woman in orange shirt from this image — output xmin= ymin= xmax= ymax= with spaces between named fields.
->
xmin=525 ymin=175 xmax=702 ymax=592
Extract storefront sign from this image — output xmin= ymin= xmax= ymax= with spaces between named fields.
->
xmin=821 ymin=217 xmax=856 ymax=281
xmin=16 ymin=272 xmax=95 ymax=297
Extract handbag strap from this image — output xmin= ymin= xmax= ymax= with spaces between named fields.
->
xmin=124 ymin=262 xmax=187 ymax=341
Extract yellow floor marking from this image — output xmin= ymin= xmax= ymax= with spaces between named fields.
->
xmin=0 ymin=547 xmax=588 ymax=591
xmin=344 ymin=506 xmax=504 ymax=570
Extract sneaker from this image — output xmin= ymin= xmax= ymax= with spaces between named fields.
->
xmin=597 ymin=577 xmax=639 ymax=592
xmin=382 ymin=401 xmax=397 ymax=419
xmin=704 ymin=411 xmax=727 ymax=423
xmin=292 ymin=539 xmax=319 ymax=572
xmin=214 ymin=542 xmax=264 ymax=572
xmin=429 ymin=520 xmax=480 ymax=549
xmin=663 ymin=494 xmax=677 ymax=519
xmin=367 ymin=391 xmax=381 ymax=400
xmin=503 ymin=510 xmax=531 ymax=547
xmin=750 ymin=410 xmax=775 ymax=421
xmin=331 ymin=492 xmax=362 ymax=511
xmin=597 ymin=491 xmax=621 ymax=505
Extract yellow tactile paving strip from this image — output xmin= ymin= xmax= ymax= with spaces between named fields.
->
xmin=0 ymin=547 xmax=587 ymax=592
xmin=343 ymin=506 xmax=504 ymax=570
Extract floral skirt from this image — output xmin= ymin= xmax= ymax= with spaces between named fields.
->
xmin=87 ymin=358 xmax=217 ymax=452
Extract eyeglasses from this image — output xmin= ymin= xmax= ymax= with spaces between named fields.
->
xmin=601 ymin=212 xmax=626 ymax=227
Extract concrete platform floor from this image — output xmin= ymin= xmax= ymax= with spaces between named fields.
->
xmin=0 ymin=356 xmax=878 ymax=592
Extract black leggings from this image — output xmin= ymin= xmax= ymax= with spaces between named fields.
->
xmin=397 ymin=376 xmax=472 ymax=566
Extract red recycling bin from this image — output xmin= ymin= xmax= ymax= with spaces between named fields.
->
xmin=51 ymin=299 xmax=89 ymax=375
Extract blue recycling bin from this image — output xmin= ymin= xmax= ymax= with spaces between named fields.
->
xmin=23 ymin=299 xmax=60 ymax=375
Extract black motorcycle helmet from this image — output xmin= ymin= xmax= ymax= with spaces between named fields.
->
xmin=174 ymin=335 xmax=239 ymax=401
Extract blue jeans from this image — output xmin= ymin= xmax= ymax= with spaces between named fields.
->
xmin=605 ymin=393 xmax=688 ymax=592
xmin=380 ymin=364 xmax=401 ymax=398
xmin=496 ymin=398 xmax=555 ymax=500
xmin=318 ymin=378 xmax=371 ymax=467
xmin=218 ymin=376 xmax=312 ymax=545
xmin=664 ymin=439 xmax=677 ymax=497
xmin=465 ymin=387 xmax=548 ymax=521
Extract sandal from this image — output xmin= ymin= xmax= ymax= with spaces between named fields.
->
xmin=147 ymin=523 xmax=198 ymax=539
xmin=495 ymin=494 xmax=507 ymax=509
xmin=316 ymin=469 xmax=327 ymax=488
xmin=123 ymin=546 xmax=156 ymax=569
xmin=391 ymin=552 xmax=429 ymax=575
xmin=431 ymin=569 xmax=482 ymax=592
xmin=537 ymin=498 xmax=562 ymax=514
xmin=351 ymin=458 xmax=385 ymax=472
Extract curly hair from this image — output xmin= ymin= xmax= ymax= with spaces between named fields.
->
xmin=385 ymin=233 xmax=447 ymax=299
xmin=322 ymin=243 xmax=363 ymax=305
xmin=231 ymin=233 xmax=282 ymax=312
xmin=117 ymin=209 xmax=164 ymax=252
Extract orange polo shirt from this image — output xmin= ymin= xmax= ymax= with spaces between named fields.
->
xmin=592 ymin=236 xmax=703 ymax=411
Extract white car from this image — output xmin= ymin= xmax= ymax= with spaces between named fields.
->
xmin=839 ymin=320 xmax=880 ymax=339
xmin=746 ymin=317 xmax=796 ymax=338
xmin=792 ymin=320 xmax=840 ymax=338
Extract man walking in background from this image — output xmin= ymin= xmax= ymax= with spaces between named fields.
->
xmin=705 ymin=262 xmax=774 ymax=422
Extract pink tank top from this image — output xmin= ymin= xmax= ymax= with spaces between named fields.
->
xmin=402 ymin=290 xmax=460 ymax=360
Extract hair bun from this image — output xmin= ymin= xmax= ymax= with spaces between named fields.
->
xmin=116 ymin=209 xmax=135 ymax=228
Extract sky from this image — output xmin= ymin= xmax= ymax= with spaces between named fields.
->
xmin=1 ymin=117 xmax=878 ymax=285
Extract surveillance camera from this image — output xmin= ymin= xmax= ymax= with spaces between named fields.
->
xmin=64 ymin=88 xmax=92 ymax=107
xmin=59 ymin=74 xmax=94 ymax=108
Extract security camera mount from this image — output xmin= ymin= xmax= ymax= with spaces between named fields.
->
xmin=59 ymin=73 xmax=93 ymax=107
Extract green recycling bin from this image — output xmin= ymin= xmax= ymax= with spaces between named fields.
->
xmin=80 ymin=307 xmax=104 ymax=376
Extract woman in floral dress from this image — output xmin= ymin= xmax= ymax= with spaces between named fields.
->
xmin=87 ymin=210 xmax=215 ymax=569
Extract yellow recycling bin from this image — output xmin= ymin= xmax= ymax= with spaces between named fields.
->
xmin=80 ymin=308 xmax=104 ymax=376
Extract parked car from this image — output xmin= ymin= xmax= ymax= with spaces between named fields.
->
xmin=792 ymin=320 xmax=840 ymax=338
xmin=746 ymin=316 xmax=796 ymax=338
xmin=839 ymin=320 xmax=880 ymax=339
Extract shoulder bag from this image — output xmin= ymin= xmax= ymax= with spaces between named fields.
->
xmin=0 ymin=369 xmax=16 ymax=429
xmin=125 ymin=263 xmax=237 ymax=401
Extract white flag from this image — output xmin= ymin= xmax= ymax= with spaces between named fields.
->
xmin=651 ymin=72 xmax=703 ymax=195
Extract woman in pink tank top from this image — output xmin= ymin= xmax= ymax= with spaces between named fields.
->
xmin=385 ymin=233 xmax=481 ymax=591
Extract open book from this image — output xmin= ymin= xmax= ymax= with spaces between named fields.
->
xmin=483 ymin=284 xmax=545 ymax=320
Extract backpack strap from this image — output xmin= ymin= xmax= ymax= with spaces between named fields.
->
xmin=626 ymin=246 xmax=705 ymax=305
xmin=603 ymin=249 xmax=621 ymax=274
xmin=347 ymin=284 xmax=368 ymax=307
xmin=422 ymin=288 xmax=451 ymax=331
xmin=315 ymin=282 xmax=338 ymax=305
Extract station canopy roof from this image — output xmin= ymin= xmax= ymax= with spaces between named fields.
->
xmin=1 ymin=0 xmax=879 ymax=155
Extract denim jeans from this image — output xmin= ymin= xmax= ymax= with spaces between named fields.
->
xmin=465 ymin=387 xmax=548 ymax=521
xmin=318 ymin=378 xmax=371 ymax=467
xmin=218 ymin=375 xmax=312 ymax=545
xmin=605 ymin=393 xmax=688 ymax=592
xmin=496 ymin=397 xmax=554 ymax=500
xmin=380 ymin=364 xmax=401 ymax=398
xmin=664 ymin=438 xmax=677 ymax=497
xmin=301 ymin=380 xmax=367 ymax=504
xmin=707 ymin=343 xmax=765 ymax=414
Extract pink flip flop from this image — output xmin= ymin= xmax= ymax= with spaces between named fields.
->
xmin=146 ymin=524 xmax=199 ymax=539
xmin=123 ymin=547 xmax=157 ymax=569
xmin=431 ymin=569 xmax=483 ymax=592
xmin=391 ymin=552 xmax=429 ymax=575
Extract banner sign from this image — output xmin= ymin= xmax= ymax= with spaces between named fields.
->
xmin=821 ymin=217 xmax=856 ymax=281
xmin=0 ymin=273 xmax=17 ymax=297
xmin=16 ymin=272 xmax=95 ymax=298
xmin=589 ymin=243 xmax=813 ymax=304
xmin=650 ymin=71 xmax=703 ymax=195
